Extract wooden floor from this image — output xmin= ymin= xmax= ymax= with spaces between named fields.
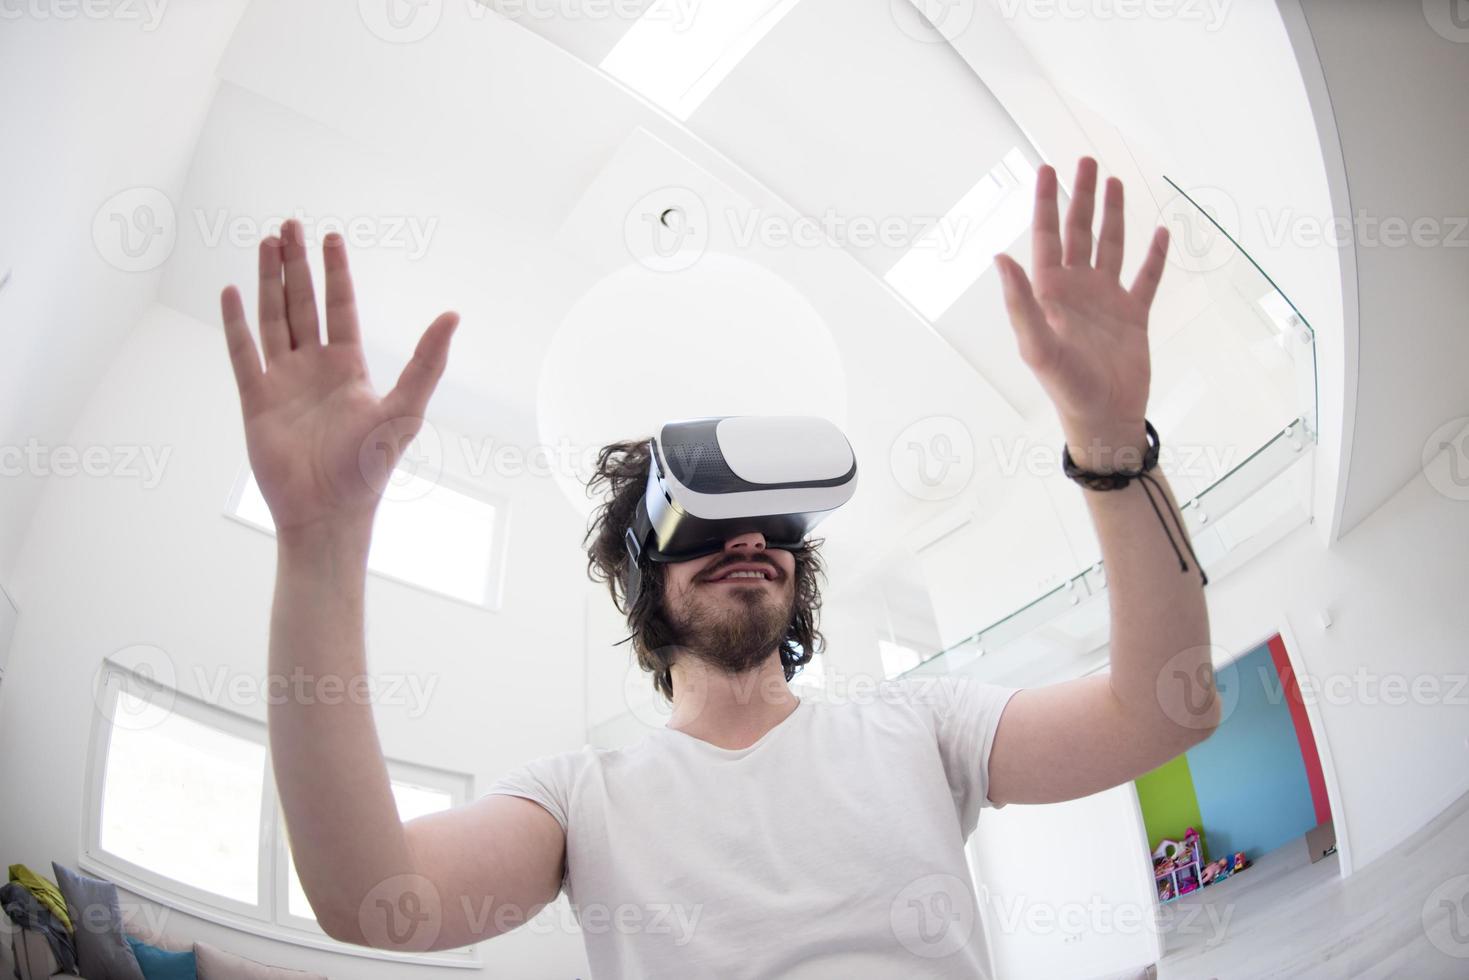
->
xmin=1155 ymin=790 xmax=1469 ymax=979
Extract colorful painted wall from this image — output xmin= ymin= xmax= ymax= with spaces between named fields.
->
xmin=1135 ymin=754 xmax=1208 ymax=858
xmin=1134 ymin=635 xmax=1330 ymax=862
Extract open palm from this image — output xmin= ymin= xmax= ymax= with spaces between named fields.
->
xmin=995 ymin=157 xmax=1169 ymax=435
xmin=219 ymin=220 xmax=459 ymax=537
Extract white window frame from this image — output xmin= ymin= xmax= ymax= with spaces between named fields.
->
xmin=223 ymin=460 xmax=511 ymax=613
xmin=82 ymin=660 xmax=483 ymax=969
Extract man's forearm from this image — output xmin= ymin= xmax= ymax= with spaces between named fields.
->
xmin=268 ymin=519 xmax=420 ymax=942
xmin=1063 ymin=417 xmax=1218 ymax=742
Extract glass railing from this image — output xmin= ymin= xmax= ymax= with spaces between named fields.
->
xmin=901 ymin=176 xmax=1319 ymax=683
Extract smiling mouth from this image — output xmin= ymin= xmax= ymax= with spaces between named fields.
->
xmin=704 ymin=564 xmax=779 ymax=584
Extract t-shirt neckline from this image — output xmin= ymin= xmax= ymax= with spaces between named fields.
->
xmin=658 ymin=696 xmax=805 ymax=757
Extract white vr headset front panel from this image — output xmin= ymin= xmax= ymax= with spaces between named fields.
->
xmin=713 ymin=416 xmax=854 ymax=486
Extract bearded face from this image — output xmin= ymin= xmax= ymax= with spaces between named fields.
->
xmin=659 ymin=534 xmax=798 ymax=678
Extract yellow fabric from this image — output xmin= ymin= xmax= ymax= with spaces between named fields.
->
xmin=7 ymin=863 xmax=73 ymax=933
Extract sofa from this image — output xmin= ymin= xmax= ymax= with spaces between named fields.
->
xmin=2 ymin=897 xmax=188 ymax=980
xmin=1 ymin=865 xmax=329 ymax=980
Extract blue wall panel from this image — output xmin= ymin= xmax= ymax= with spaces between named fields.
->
xmin=1184 ymin=643 xmax=1320 ymax=860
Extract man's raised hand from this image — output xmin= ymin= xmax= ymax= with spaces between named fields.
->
xmin=994 ymin=157 xmax=1170 ymax=459
xmin=219 ymin=219 xmax=459 ymax=539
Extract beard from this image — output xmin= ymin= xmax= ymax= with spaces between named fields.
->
xmin=664 ymin=578 xmax=796 ymax=678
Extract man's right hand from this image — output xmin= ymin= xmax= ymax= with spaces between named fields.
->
xmin=219 ymin=218 xmax=459 ymax=539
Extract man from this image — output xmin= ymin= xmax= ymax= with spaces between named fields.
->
xmin=218 ymin=156 xmax=1219 ymax=977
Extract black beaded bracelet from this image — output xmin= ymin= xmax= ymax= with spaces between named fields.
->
xmin=1061 ymin=420 xmax=1209 ymax=587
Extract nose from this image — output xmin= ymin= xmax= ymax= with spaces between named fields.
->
xmin=723 ymin=531 xmax=766 ymax=554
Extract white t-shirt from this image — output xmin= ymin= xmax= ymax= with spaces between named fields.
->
xmin=484 ymin=676 xmax=1019 ymax=979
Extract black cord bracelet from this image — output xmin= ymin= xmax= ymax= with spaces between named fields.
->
xmin=1061 ymin=420 xmax=1209 ymax=587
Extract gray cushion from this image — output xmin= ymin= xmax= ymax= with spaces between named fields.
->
xmin=51 ymin=864 xmax=145 ymax=980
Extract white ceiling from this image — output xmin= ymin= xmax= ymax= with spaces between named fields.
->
xmin=147 ymin=0 xmax=1304 ymax=659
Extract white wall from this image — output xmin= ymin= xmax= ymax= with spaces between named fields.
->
xmin=0 ymin=303 xmax=593 ymax=977
xmin=0 ymin=0 xmax=250 ymax=585
xmin=971 ymin=784 xmax=1161 ymax=980
xmin=1290 ymin=0 xmax=1469 ymax=535
xmin=1199 ymin=435 xmax=1469 ymax=871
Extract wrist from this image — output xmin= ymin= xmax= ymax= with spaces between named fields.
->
xmin=1061 ymin=417 xmax=1151 ymax=475
xmin=276 ymin=512 xmax=376 ymax=561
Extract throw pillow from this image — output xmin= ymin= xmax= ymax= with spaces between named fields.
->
xmin=50 ymin=863 xmax=146 ymax=980
xmin=192 ymin=941 xmax=327 ymax=980
xmin=126 ymin=935 xmax=198 ymax=980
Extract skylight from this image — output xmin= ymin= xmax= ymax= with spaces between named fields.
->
xmin=600 ymin=0 xmax=806 ymax=120
xmin=884 ymin=147 xmax=1038 ymax=321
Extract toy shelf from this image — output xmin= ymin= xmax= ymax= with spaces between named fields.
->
xmin=1152 ymin=831 xmax=1203 ymax=903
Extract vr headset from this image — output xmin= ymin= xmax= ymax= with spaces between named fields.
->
xmin=621 ymin=415 xmax=858 ymax=607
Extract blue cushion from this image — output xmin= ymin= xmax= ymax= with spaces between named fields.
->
xmin=125 ymin=935 xmax=197 ymax=980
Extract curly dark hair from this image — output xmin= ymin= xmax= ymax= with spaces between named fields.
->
xmin=582 ymin=437 xmax=828 ymax=701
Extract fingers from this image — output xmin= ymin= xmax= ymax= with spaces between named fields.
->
xmin=384 ymin=312 xmax=460 ymax=420
xmin=1062 ymin=157 xmax=1098 ymax=267
xmin=1129 ymin=226 xmax=1171 ymax=312
xmin=323 ymin=233 xmax=361 ymax=345
xmin=1096 ymin=177 xmax=1125 ymax=278
xmin=280 ymin=219 xmax=322 ymax=349
xmin=258 ymin=237 xmax=291 ymax=363
xmin=994 ymin=254 xmax=1056 ymax=370
xmin=1032 ymin=165 xmax=1063 ymax=270
xmin=220 ymin=285 xmax=264 ymax=410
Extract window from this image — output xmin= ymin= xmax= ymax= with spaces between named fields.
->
xmin=600 ymin=0 xmax=805 ymax=120
xmin=85 ymin=662 xmax=477 ymax=967
xmin=227 ymin=464 xmax=508 ymax=610
xmin=282 ymin=780 xmax=454 ymax=923
xmin=99 ymin=690 xmax=265 ymax=905
xmin=884 ymin=147 xmax=1039 ymax=321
